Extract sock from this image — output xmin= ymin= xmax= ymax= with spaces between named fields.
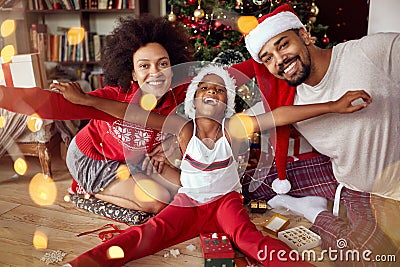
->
xmin=267 ymin=195 xmax=328 ymax=223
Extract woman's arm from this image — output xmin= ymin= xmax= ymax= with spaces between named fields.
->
xmin=54 ymin=82 xmax=187 ymax=135
xmin=253 ymin=90 xmax=372 ymax=132
xmin=0 ymin=85 xmax=116 ymax=121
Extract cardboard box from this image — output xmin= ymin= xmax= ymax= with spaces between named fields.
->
xmin=9 ymin=53 xmax=48 ymax=88
xmin=263 ymin=214 xmax=290 ymax=237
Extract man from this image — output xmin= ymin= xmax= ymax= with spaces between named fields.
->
xmin=234 ymin=4 xmax=400 ymax=266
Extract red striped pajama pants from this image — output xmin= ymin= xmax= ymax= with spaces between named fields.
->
xmin=242 ymin=155 xmax=400 ymax=266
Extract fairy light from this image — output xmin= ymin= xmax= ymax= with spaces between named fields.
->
xmin=27 ymin=113 xmax=43 ymax=133
xmin=67 ymin=27 xmax=85 ymax=45
xmin=14 ymin=157 xmax=28 ymax=175
xmin=107 ymin=246 xmax=124 ymax=259
xmin=237 ymin=16 xmax=258 ymax=34
xmin=116 ymin=164 xmax=130 ymax=181
xmin=228 ymin=113 xmax=254 ymax=139
xmin=134 ymin=179 xmax=161 ymax=202
xmin=1 ymin=19 xmax=16 ymax=38
xmin=64 ymin=194 xmax=71 ymax=202
xmin=0 ymin=115 xmax=6 ymax=128
xmin=33 ymin=230 xmax=48 ymax=249
xmin=1 ymin=44 xmax=15 ymax=63
xmin=29 ymin=173 xmax=57 ymax=206
xmin=140 ymin=93 xmax=157 ymax=111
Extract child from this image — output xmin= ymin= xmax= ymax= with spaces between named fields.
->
xmin=58 ymin=65 xmax=371 ymax=267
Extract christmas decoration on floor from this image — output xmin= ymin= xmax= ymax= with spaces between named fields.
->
xmin=200 ymin=233 xmax=235 ymax=267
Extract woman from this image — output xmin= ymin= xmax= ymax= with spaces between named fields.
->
xmin=0 ymin=15 xmax=193 ymax=216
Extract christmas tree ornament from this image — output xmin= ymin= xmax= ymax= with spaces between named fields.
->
xmin=253 ymin=0 xmax=268 ymax=5
xmin=187 ymin=0 xmax=197 ymax=6
xmin=194 ymin=0 xmax=205 ymax=19
xmin=235 ymin=0 xmax=243 ymax=10
xmin=322 ymin=33 xmax=330 ymax=45
xmin=310 ymin=1 xmax=319 ymax=16
xmin=308 ymin=16 xmax=316 ymax=24
xmin=168 ymin=7 xmax=177 ymax=22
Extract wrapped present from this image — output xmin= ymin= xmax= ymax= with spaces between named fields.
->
xmin=5 ymin=53 xmax=48 ymax=88
xmin=0 ymin=58 xmax=14 ymax=86
xmin=249 ymin=199 xmax=268 ymax=213
xmin=200 ymin=233 xmax=234 ymax=267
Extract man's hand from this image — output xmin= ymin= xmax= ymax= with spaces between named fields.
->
xmin=330 ymin=90 xmax=372 ymax=113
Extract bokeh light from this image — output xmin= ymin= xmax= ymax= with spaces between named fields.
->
xmin=237 ymin=16 xmax=258 ymax=34
xmin=1 ymin=19 xmax=16 ymax=38
xmin=67 ymin=27 xmax=85 ymax=45
xmin=140 ymin=93 xmax=157 ymax=111
xmin=29 ymin=173 xmax=57 ymax=206
xmin=116 ymin=164 xmax=130 ymax=181
xmin=27 ymin=113 xmax=43 ymax=132
xmin=228 ymin=113 xmax=254 ymax=139
xmin=33 ymin=230 xmax=48 ymax=249
xmin=134 ymin=179 xmax=161 ymax=202
xmin=64 ymin=194 xmax=71 ymax=202
xmin=14 ymin=157 xmax=28 ymax=175
xmin=107 ymin=246 xmax=124 ymax=259
xmin=0 ymin=115 xmax=6 ymax=128
xmin=1 ymin=44 xmax=15 ymax=63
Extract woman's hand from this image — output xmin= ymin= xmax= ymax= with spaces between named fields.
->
xmin=50 ymin=81 xmax=89 ymax=105
xmin=330 ymin=90 xmax=372 ymax=113
xmin=142 ymin=135 xmax=179 ymax=175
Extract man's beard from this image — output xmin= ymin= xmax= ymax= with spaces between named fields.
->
xmin=285 ymin=60 xmax=310 ymax=87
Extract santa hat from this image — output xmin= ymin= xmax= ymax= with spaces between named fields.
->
xmin=185 ymin=64 xmax=236 ymax=119
xmin=245 ymin=4 xmax=305 ymax=63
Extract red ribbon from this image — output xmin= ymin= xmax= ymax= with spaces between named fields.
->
xmin=77 ymin=223 xmax=124 ymax=242
xmin=1 ymin=63 xmax=14 ymax=87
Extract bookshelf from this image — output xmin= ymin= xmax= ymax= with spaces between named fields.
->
xmin=21 ymin=0 xmax=149 ymax=82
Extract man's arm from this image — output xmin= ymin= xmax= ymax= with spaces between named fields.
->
xmin=255 ymin=90 xmax=372 ymax=132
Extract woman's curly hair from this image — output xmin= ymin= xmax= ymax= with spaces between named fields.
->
xmin=100 ymin=14 xmax=194 ymax=92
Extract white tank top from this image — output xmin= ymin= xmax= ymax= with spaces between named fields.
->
xmin=178 ymin=119 xmax=242 ymax=203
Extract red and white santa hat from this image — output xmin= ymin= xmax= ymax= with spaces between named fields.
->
xmin=245 ymin=4 xmax=305 ymax=63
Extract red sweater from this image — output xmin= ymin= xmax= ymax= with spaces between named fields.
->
xmin=0 ymin=84 xmax=186 ymax=162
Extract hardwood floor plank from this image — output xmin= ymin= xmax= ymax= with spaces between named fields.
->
xmin=0 ymin=200 xmax=19 ymax=215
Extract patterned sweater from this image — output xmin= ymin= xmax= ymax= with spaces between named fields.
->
xmin=0 ymin=84 xmax=186 ymax=162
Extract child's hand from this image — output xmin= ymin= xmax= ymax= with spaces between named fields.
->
xmin=331 ymin=90 xmax=372 ymax=113
xmin=50 ymin=81 xmax=89 ymax=105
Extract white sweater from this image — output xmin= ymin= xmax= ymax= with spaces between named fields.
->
xmin=294 ymin=32 xmax=400 ymax=200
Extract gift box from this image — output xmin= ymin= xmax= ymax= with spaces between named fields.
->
xmin=6 ymin=53 xmax=48 ymax=88
xmin=200 ymin=233 xmax=235 ymax=267
xmin=0 ymin=58 xmax=14 ymax=87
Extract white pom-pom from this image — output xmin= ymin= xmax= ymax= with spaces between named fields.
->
xmin=272 ymin=178 xmax=291 ymax=194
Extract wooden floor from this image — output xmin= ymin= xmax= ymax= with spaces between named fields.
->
xmin=0 ymin=147 xmax=333 ymax=267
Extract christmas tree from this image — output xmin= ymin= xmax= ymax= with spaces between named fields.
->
xmin=167 ymin=0 xmax=331 ymax=63
xmin=167 ymin=0 xmax=331 ymax=110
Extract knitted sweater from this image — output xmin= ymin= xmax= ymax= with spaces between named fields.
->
xmin=0 ymin=84 xmax=186 ymax=162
